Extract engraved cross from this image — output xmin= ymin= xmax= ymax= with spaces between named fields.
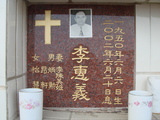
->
xmin=35 ymin=10 xmax=61 ymax=44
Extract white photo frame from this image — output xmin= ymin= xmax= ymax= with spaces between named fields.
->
xmin=69 ymin=9 xmax=92 ymax=38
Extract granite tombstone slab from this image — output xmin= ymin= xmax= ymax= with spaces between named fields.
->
xmin=27 ymin=4 xmax=135 ymax=107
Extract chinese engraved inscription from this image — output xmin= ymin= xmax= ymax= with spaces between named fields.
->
xmin=27 ymin=5 xmax=135 ymax=107
xmin=31 ymin=53 xmax=64 ymax=90
xmin=102 ymin=21 xmax=125 ymax=105
xmin=71 ymin=45 xmax=90 ymax=101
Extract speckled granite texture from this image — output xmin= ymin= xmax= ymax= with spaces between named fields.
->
xmin=27 ymin=4 xmax=135 ymax=107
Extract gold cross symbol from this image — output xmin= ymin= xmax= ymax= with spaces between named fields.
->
xmin=35 ymin=10 xmax=61 ymax=44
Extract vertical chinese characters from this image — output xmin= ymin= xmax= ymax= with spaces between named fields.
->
xmin=71 ymin=45 xmax=90 ymax=101
xmin=102 ymin=20 xmax=125 ymax=105
xmin=31 ymin=53 xmax=64 ymax=90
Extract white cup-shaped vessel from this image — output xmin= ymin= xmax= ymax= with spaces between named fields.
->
xmin=128 ymin=90 xmax=153 ymax=120
xmin=19 ymin=88 xmax=43 ymax=120
xmin=147 ymin=77 xmax=160 ymax=113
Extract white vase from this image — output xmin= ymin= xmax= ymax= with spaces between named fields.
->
xmin=128 ymin=90 xmax=153 ymax=120
xmin=147 ymin=77 xmax=160 ymax=113
xmin=19 ymin=88 xmax=43 ymax=120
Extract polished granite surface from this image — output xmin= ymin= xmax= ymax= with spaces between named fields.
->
xmin=27 ymin=4 xmax=135 ymax=107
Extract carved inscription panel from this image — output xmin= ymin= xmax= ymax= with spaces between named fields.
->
xmin=27 ymin=5 xmax=135 ymax=107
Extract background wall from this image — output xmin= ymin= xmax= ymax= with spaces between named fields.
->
xmin=0 ymin=0 xmax=7 ymax=120
xmin=136 ymin=4 xmax=160 ymax=90
xmin=6 ymin=0 xmax=27 ymax=119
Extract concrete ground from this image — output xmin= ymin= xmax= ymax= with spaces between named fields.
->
xmin=15 ymin=110 xmax=160 ymax=120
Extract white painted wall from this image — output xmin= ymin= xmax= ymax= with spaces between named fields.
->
xmin=0 ymin=0 xmax=7 ymax=120
xmin=6 ymin=0 xmax=27 ymax=120
xmin=136 ymin=4 xmax=160 ymax=90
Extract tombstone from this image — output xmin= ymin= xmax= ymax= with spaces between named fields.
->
xmin=27 ymin=4 xmax=135 ymax=107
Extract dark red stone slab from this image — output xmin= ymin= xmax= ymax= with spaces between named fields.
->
xmin=27 ymin=4 xmax=135 ymax=107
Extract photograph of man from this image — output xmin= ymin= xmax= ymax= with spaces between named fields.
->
xmin=70 ymin=9 xmax=92 ymax=38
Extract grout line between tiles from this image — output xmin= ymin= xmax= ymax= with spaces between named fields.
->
xmin=69 ymin=112 xmax=72 ymax=120
xmin=153 ymin=114 xmax=158 ymax=120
